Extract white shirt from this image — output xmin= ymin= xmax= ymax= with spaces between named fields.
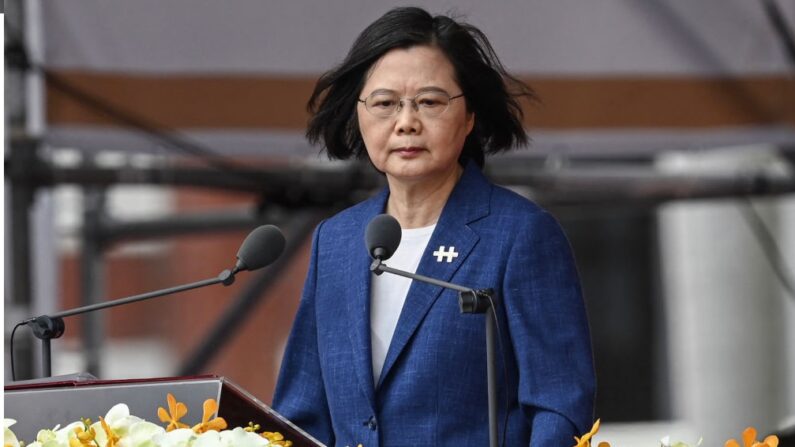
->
xmin=370 ymin=223 xmax=436 ymax=386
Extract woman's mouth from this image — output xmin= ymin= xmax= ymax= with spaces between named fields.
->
xmin=392 ymin=147 xmax=425 ymax=157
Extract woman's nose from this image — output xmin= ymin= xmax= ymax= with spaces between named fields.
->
xmin=394 ymin=101 xmax=421 ymax=135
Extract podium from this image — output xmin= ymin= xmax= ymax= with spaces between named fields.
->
xmin=4 ymin=375 xmax=325 ymax=447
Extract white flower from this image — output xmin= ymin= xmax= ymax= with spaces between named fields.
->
xmin=120 ymin=420 xmax=166 ymax=447
xmin=193 ymin=430 xmax=222 ymax=447
xmin=49 ymin=421 xmax=84 ymax=447
xmin=218 ymin=427 xmax=271 ymax=447
xmin=153 ymin=427 xmax=196 ymax=447
xmin=4 ymin=419 xmax=20 ymax=447
xmin=23 ymin=421 xmax=80 ymax=447
xmin=188 ymin=428 xmax=271 ymax=447
xmin=32 ymin=427 xmax=58 ymax=446
xmin=92 ymin=403 xmax=144 ymax=438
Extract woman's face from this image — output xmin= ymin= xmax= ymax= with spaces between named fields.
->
xmin=357 ymin=45 xmax=474 ymax=184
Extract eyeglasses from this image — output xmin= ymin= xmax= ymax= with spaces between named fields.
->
xmin=358 ymin=90 xmax=464 ymax=118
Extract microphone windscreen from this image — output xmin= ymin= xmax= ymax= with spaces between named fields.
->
xmin=365 ymin=214 xmax=402 ymax=260
xmin=236 ymin=225 xmax=286 ymax=271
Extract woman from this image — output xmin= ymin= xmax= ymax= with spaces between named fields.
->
xmin=273 ymin=7 xmax=595 ymax=447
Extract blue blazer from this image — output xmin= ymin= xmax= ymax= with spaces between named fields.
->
xmin=273 ymin=162 xmax=595 ymax=447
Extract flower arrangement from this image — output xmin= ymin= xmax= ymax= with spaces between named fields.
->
xmin=572 ymin=419 xmax=780 ymax=447
xmin=5 ymin=398 xmax=781 ymax=447
xmin=3 ymin=393 xmax=293 ymax=447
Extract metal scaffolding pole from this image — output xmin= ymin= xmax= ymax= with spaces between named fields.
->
xmin=5 ymin=0 xmax=37 ymax=380
xmin=79 ymin=187 xmax=107 ymax=377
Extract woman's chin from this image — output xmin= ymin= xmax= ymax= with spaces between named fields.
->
xmin=383 ymin=160 xmax=429 ymax=178
xmin=386 ymin=166 xmax=456 ymax=186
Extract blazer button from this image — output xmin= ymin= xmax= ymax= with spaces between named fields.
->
xmin=366 ymin=416 xmax=377 ymax=431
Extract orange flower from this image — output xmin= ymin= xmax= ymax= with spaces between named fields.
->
xmin=99 ymin=417 xmax=120 ymax=447
xmin=573 ymin=419 xmax=610 ymax=447
xmin=725 ymin=427 xmax=779 ymax=447
xmin=157 ymin=393 xmax=189 ymax=431
xmin=262 ymin=431 xmax=293 ymax=446
xmin=69 ymin=424 xmax=96 ymax=447
xmin=192 ymin=399 xmax=227 ymax=434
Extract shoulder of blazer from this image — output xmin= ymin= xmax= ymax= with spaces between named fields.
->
xmin=488 ymin=182 xmax=548 ymax=219
xmin=317 ymin=186 xmax=389 ymax=236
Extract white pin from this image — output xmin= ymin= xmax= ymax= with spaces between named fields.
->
xmin=432 ymin=246 xmax=459 ymax=263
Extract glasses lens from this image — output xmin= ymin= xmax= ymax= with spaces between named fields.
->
xmin=415 ymin=92 xmax=450 ymax=117
xmin=365 ymin=93 xmax=400 ymax=117
xmin=363 ymin=91 xmax=454 ymax=118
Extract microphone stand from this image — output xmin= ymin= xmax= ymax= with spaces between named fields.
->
xmin=370 ymin=258 xmax=499 ymax=447
xmin=23 ymin=268 xmax=237 ymax=378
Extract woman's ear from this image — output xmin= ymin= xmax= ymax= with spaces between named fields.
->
xmin=466 ymin=112 xmax=475 ymax=136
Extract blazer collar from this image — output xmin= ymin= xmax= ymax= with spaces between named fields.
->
xmin=347 ymin=162 xmax=492 ymax=406
xmin=347 ymin=185 xmax=389 ymax=411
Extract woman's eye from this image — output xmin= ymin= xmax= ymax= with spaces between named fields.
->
xmin=418 ymin=97 xmax=444 ymax=107
xmin=370 ymin=96 xmax=397 ymax=109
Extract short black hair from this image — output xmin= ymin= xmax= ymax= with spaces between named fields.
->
xmin=305 ymin=6 xmax=534 ymax=167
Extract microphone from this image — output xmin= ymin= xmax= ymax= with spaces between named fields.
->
xmin=235 ymin=224 xmax=286 ymax=272
xmin=365 ymin=214 xmax=402 ymax=261
xmin=12 ymin=224 xmax=286 ymax=380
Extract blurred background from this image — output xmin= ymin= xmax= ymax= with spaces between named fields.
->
xmin=4 ymin=0 xmax=795 ymax=444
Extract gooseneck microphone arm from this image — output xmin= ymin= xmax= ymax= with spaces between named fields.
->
xmin=16 ymin=224 xmax=286 ymax=379
xmin=31 ymin=269 xmax=236 ymax=322
xmin=24 ymin=269 xmax=238 ymax=379
xmin=369 ymin=258 xmax=493 ymax=313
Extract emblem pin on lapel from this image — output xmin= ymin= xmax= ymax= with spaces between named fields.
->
xmin=432 ymin=246 xmax=459 ymax=263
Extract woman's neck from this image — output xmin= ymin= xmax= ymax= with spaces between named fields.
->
xmin=385 ymin=164 xmax=463 ymax=229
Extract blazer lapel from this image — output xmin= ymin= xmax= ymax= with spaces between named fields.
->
xmin=346 ymin=188 xmax=389 ymax=411
xmin=377 ymin=163 xmax=491 ymax=387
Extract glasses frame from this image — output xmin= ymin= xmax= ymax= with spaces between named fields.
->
xmin=357 ymin=91 xmax=465 ymax=119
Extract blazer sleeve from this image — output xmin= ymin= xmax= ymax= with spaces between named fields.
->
xmin=272 ymin=222 xmax=335 ymax=446
xmin=502 ymin=210 xmax=596 ymax=446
